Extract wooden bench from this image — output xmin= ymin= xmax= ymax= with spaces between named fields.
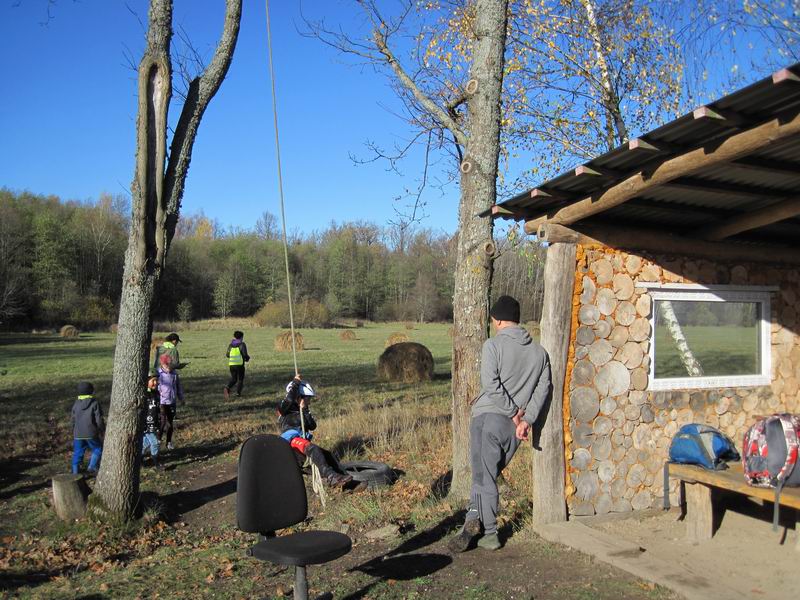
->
xmin=666 ymin=462 xmax=800 ymax=549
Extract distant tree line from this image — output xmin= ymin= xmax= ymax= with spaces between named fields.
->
xmin=0 ymin=189 xmax=546 ymax=329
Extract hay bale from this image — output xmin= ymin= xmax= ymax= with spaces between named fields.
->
xmin=404 ymin=322 xmax=415 ymax=330
xmin=355 ymin=320 xmax=364 ymax=328
xmin=377 ymin=342 xmax=434 ymax=383
xmin=339 ymin=330 xmax=356 ymax=341
xmin=59 ymin=325 xmax=79 ymax=338
xmin=385 ymin=332 xmax=409 ymax=348
xmin=109 ymin=324 xmax=119 ymax=334
xmin=448 ymin=326 xmax=455 ymax=338
xmin=275 ymin=331 xmax=305 ymax=352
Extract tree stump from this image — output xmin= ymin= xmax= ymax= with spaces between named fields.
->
xmin=52 ymin=474 xmax=89 ymax=520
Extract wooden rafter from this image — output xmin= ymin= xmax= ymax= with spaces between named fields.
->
xmin=697 ymin=196 xmax=800 ymax=241
xmin=536 ymin=222 xmax=800 ymax=265
xmin=522 ymin=107 xmax=800 ymax=231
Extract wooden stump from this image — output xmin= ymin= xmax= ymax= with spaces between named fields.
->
xmin=52 ymin=474 xmax=89 ymax=520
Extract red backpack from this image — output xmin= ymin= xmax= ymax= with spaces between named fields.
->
xmin=742 ymin=414 xmax=800 ymax=530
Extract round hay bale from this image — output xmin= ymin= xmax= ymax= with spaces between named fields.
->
xmin=404 ymin=322 xmax=415 ymax=330
xmin=448 ymin=327 xmax=455 ymax=338
xmin=275 ymin=331 xmax=305 ymax=352
xmin=355 ymin=320 xmax=364 ymax=328
xmin=339 ymin=330 xmax=356 ymax=341
xmin=109 ymin=323 xmax=119 ymax=334
xmin=150 ymin=336 xmax=165 ymax=353
xmin=377 ymin=342 xmax=434 ymax=383
xmin=59 ymin=325 xmax=79 ymax=338
xmin=385 ymin=332 xmax=409 ymax=348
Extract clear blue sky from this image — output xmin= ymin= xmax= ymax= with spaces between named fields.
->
xmin=0 ymin=1 xmax=792 ymax=235
xmin=0 ymin=0 xmax=458 ymax=233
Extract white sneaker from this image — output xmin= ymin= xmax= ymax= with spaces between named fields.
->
xmin=167 ymin=442 xmax=174 ymax=450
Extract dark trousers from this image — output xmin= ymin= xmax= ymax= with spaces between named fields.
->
xmin=159 ymin=404 xmax=176 ymax=444
xmin=226 ymin=365 xmax=245 ymax=395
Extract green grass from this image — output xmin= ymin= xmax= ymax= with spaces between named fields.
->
xmin=654 ymin=325 xmax=759 ymax=378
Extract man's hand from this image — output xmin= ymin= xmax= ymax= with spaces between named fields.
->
xmin=299 ymin=398 xmax=306 ymax=410
xmin=512 ymin=408 xmax=525 ymax=427
xmin=515 ymin=420 xmax=530 ymax=441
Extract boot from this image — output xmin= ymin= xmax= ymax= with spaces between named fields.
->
xmin=326 ymin=472 xmax=353 ymax=487
xmin=447 ymin=518 xmax=482 ymax=553
xmin=477 ymin=532 xmax=501 ymax=550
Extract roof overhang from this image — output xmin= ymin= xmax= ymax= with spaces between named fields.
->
xmin=486 ymin=65 xmax=800 ymax=263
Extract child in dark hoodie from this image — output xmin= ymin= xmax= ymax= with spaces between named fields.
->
xmin=278 ymin=376 xmax=353 ymax=487
xmin=71 ymin=381 xmax=104 ymax=474
xmin=141 ymin=375 xmax=163 ymax=468
xmin=223 ymin=330 xmax=250 ymax=399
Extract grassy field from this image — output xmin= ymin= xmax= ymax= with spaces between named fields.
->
xmin=654 ymin=325 xmax=760 ymax=378
xmin=0 ymin=322 xmax=676 ymax=599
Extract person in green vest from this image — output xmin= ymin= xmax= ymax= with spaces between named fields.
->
xmin=223 ymin=330 xmax=250 ymax=399
xmin=152 ymin=332 xmax=182 ymax=373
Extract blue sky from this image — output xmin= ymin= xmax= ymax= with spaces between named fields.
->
xmin=0 ymin=1 xmax=794 ymax=235
xmin=0 ymin=0 xmax=457 ymax=233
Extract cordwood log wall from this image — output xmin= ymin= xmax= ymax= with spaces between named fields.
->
xmin=564 ymin=244 xmax=800 ymax=516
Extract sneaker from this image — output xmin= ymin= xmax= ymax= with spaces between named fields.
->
xmin=447 ymin=518 xmax=482 ymax=553
xmin=477 ymin=532 xmax=501 ymax=550
xmin=326 ymin=473 xmax=353 ymax=487
xmin=167 ymin=442 xmax=174 ymax=451
xmin=223 ymin=387 xmax=230 ymax=400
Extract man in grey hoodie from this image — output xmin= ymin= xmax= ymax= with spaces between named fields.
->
xmin=449 ymin=295 xmax=551 ymax=552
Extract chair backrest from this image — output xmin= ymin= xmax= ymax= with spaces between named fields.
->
xmin=237 ymin=434 xmax=308 ymax=533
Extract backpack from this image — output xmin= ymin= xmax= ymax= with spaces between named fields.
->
xmin=742 ymin=414 xmax=800 ymax=530
xmin=668 ymin=423 xmax=740 ymax=470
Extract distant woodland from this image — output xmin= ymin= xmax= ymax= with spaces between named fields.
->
xmin=0 ymin=189 xmax=546 ymax=330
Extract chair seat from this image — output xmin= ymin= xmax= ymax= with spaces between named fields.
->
xmin=249 ymin=530 xmax=352 ymax=566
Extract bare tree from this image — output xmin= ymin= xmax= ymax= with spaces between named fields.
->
xmin=91 ymin=0 xmax=242 ymax=522
xmin=306 ymin=0 xmax=508 ymax=499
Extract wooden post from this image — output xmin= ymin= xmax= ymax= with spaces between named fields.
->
xmin=684 ymin=482 xmax=714 ymax=543
xmin=532 ymin=242 xmax=576 ymax=524
xmin=52 ymin=474 xmax=90 ymax=521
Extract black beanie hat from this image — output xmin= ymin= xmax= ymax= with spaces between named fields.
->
xmin=490 ymin=295 xmax=520 ymax=323
xmin=77 ymin=381 xmax=94 ymax=396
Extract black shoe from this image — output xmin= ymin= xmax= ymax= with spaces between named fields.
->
xmin=447 ymin=518 xmax=481 ymax=553
xmin=326 ymin=473 xmax=353 ymax=488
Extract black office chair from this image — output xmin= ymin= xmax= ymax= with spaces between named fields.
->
xmin=236 ymin=434 xmax=352 ymax=600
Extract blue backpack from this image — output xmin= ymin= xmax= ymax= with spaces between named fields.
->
xmin=668 ymin=423 xmax=740 ymax=470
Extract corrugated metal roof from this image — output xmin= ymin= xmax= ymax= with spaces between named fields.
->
xmin=490 ymin=64 xmax=800 ymax=248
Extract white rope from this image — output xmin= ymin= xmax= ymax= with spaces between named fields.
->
xmin=265 ymin=0 xmax=326 ymax=507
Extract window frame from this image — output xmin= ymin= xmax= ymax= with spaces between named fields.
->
xmin=641 ymin=284 xmax=774 ymax=391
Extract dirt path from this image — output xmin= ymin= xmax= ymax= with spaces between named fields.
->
xmin=163 ymin=457 xmax=678 ymax=599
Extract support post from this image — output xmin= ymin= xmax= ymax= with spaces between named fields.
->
xmin=294 ymin=565 xmax=308 ymax=600
xmin=532 ymin=242 xmax=576 ymax=524
xmin=685 ymin=482 xmax=714 ymax=543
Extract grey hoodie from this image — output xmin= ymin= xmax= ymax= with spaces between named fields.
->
xmin=72 ymin=395 xmax=104 ymax=439
xmin=471 ymin=325 xmax=551 ymax=425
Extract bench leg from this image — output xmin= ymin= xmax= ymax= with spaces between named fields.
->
xmin=685 ymin=482 xmax=713 ymax=544
xmin=796 ymin=509 xmax=800 ymax=553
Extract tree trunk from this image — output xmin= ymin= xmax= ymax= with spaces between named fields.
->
xmin=91 ymin=0 xmax=241 ymax=522
xmin=450 ymin=0 xmax=509 ymax=500
xmin=658 ymin=300 xmax=704 ymax=377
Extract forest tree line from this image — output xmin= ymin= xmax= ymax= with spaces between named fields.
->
xmin=0 ymin=189 xmax=546 ymax=330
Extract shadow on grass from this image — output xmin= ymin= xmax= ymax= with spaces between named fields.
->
xmin=161 ymin=439 xmax=240 ymax=469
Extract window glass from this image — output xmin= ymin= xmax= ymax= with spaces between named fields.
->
xmin=653 ymin=300 xmax=761 ymax=379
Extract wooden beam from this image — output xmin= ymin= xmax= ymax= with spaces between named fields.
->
xmin=532 ymin=242 xmax=575 ymax=525
xmin=693 ymin=106 xmax=747 ymax=129
xmin=628 ymin=137 xmax=663 ymax=152
xmin=574 ymin=165 xmax=622 ymax=179
xmin=773 ymin=68 xmax=800 ymax=85
xmin=536 ymin=223 xmax=581 ymax=243
xmin=523 ymin=107 xmax=800 ymax=227
xmin=698 ymin=196 xmax=800 ymax=240
xmin=531 ymin=221 xmax=800 ymax=265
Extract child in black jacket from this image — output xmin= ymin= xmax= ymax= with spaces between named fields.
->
xmin=141 ymin=376 xmax=163 ymax=469
xmin=278 ymin=376 xmax=352 ymax=487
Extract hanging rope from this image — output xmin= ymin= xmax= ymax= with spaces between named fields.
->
xmin=264 ymin=0 xmax=326 ymax=507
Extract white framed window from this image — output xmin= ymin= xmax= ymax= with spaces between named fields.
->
xmin=642 ymin=285 xmax=773 ymax=391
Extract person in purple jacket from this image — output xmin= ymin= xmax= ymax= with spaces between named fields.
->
xmin=157 ymin=354 xmax=184 ymax=450
xmin=223 ymin=330 xmax=250 ymax=400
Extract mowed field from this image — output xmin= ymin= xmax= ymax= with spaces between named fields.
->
xmin=0 ymin=323 xmax=676 ymax=599
xmin=654 ymin=325 xmax=760 ymax=378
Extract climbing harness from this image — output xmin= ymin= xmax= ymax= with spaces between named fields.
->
xmin=264 ymin=0 xmax=326 ymax=506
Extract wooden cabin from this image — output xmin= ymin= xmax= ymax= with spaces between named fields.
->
xmin=487 ymin=65 xmax=800 ymax=522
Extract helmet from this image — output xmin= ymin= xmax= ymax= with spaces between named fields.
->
xmin=286 ymin=380 xmax=315 ymax=398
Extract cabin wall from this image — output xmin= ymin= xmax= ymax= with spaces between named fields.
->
xmin=565 ymin=244 xmax=800 ymax=516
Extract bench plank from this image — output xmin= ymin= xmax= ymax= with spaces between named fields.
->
xmin=669 ymin=463 xmax=800 ymax=510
